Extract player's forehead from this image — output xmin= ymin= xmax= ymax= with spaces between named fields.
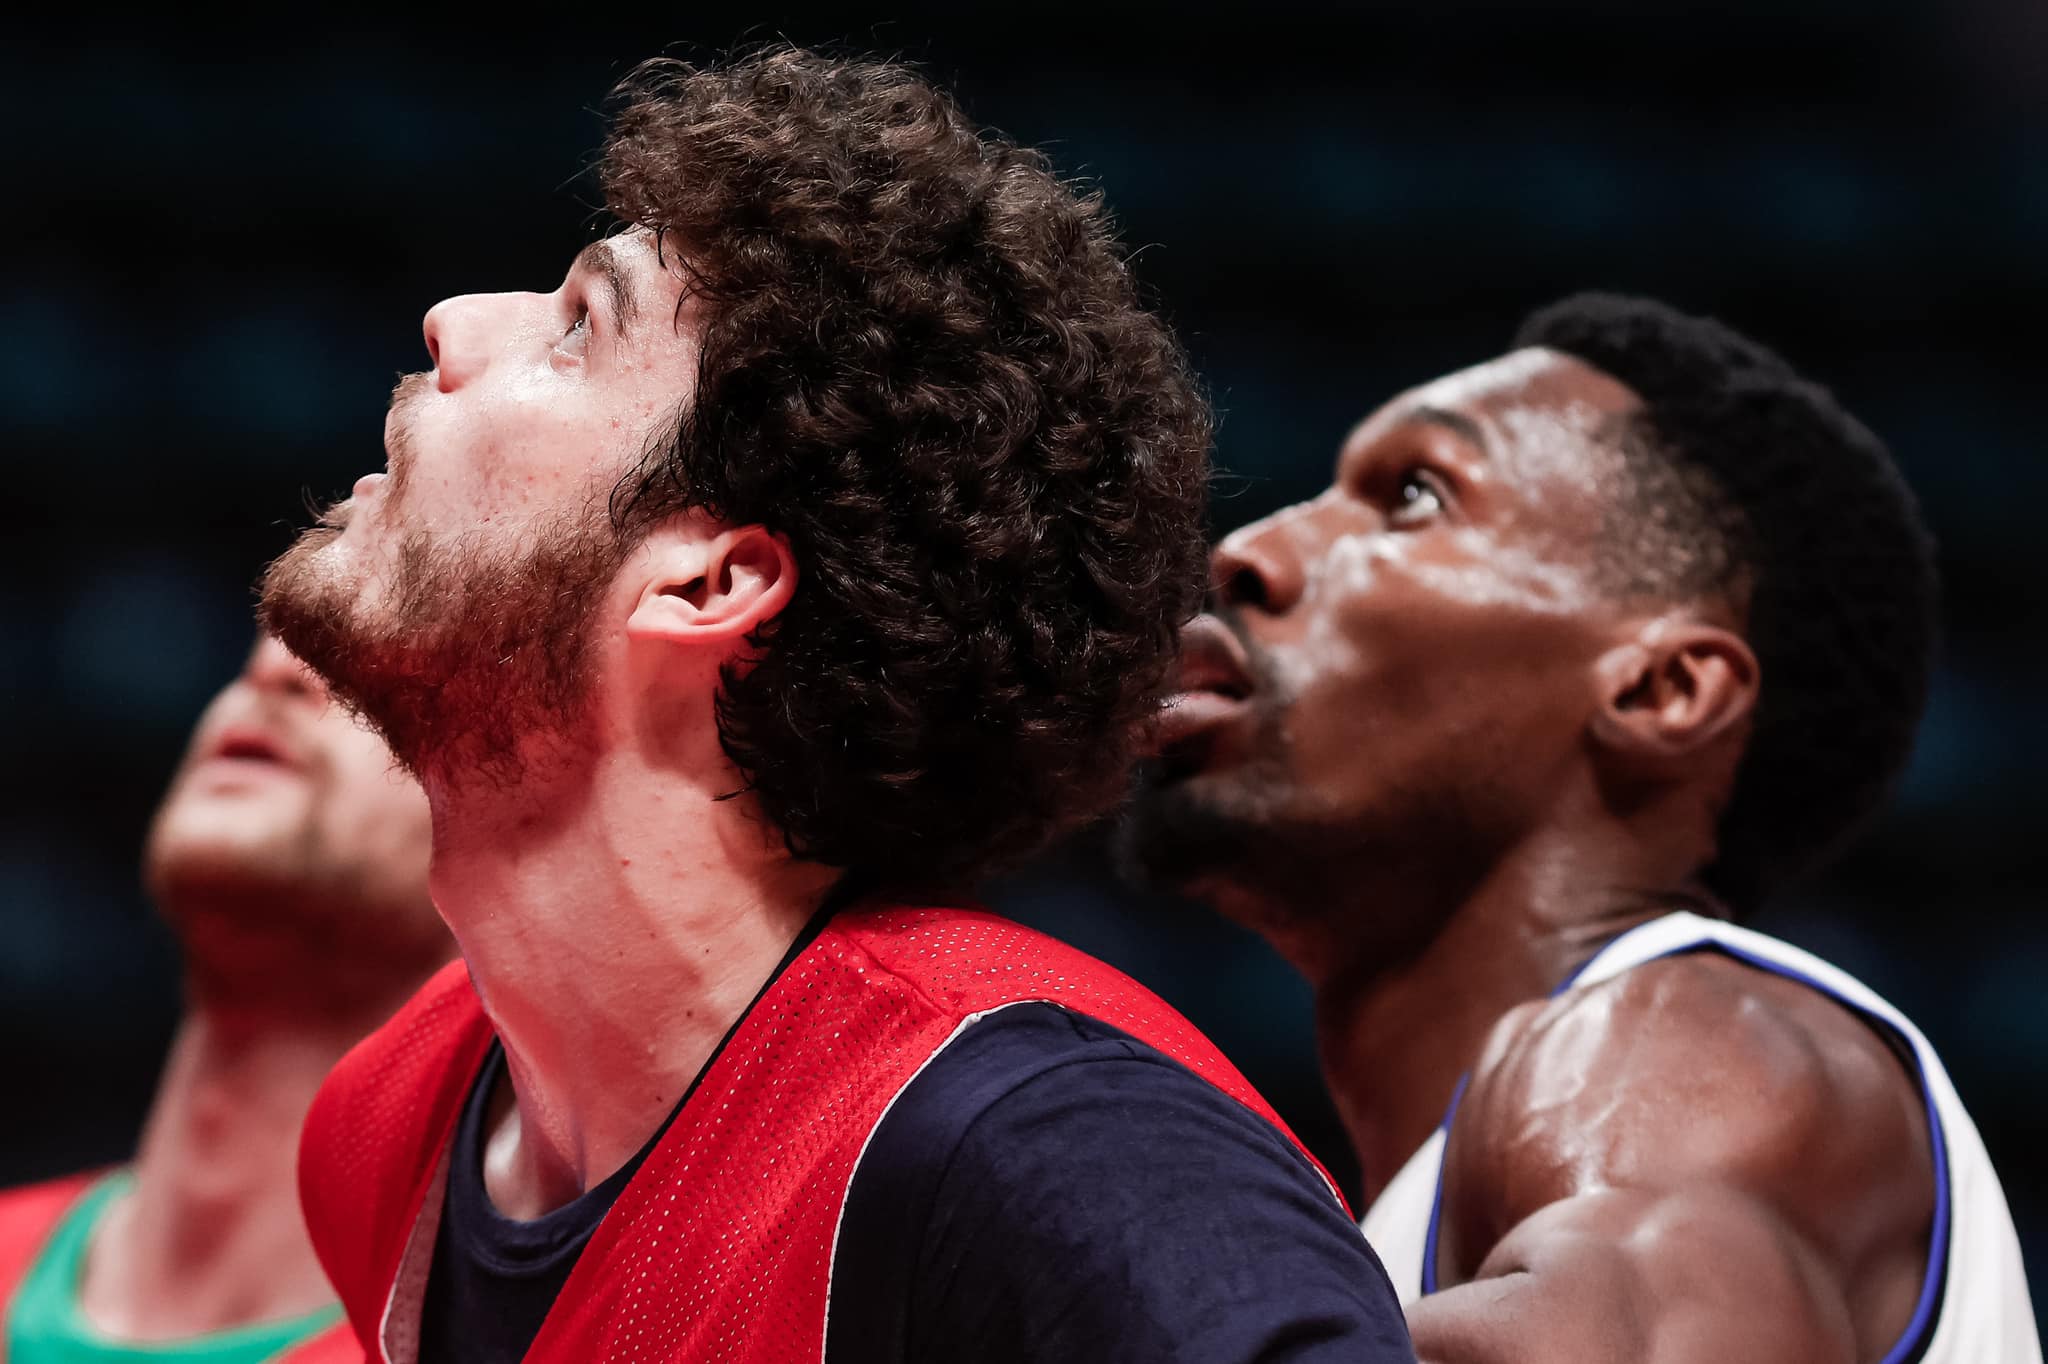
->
xmin=574 ymin=226 xmax=702 ymax=324
xmin=1341 ymin=348 xmax=1638 ymax=459
xmin=1336 ymin=348 xmax=1644 ymax=528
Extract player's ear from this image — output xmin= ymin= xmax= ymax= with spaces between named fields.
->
xmin=626 ymin=520 xmax=797 ymax=648
xmin=1589 ymin=615 xmax=1758 ymax=763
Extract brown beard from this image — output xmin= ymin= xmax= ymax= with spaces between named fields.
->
xmin=259 ymin=501 xmax=628 ymax=785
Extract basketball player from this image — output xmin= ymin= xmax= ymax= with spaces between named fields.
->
xmin=259 ymin=48 xmax=1413 ymax=1364
xmin=1125 ymin=294 xmax=2040 ymax=1361
xmin=0 ymin=635 xmax=448 ymax=1363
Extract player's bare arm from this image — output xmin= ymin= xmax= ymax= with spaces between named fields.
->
xmin=1412 ymin=953 xmax=1935 ymax=1363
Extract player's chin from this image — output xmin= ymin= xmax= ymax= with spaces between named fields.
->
xmin=265 ymin=525 xmax=341 ymax=596
xmin=265 ymin=528 xmax=394 ymax=621
xmin=147 ymin=821 xmax=302 ymax=894
xmin=1114 ymin=763 xmax=1252 ymax=892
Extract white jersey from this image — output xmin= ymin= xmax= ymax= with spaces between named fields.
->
xmin=1359 ymin=911 xmax=2040 ymax=1363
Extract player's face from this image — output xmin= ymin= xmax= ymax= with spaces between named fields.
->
xmin=1124 ymin=349 xmax=1643 ymax=920
xmin=146 ymin=634 xmax=437 ymax=952
xmin=261 ymin=230 xmax=701 ymax=770
xmin=312 ymin=227 xmax=697 ymax=582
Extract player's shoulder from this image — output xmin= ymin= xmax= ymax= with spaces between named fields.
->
xmin=271 ymin=1319 xmax=366 ymax=1364
xmin=1451 ymin=948 xmax=1934 ymax=1253
xmin=833 ymin=905 xmax=1278 ymax=1109
xmin=307 ymin=959 xmax=479 ymax=1139
xmin=0 ymin=1170 xmax=103 ymax=1297
xmin=832 ymin=1005 xmax=1411 ymax=1362
xmin=842 ymin=1002 xmax=1223 ymax=1262
xmin=865 ymin=999 xmax=1319 ymax=1192
xmin=310 ymin=956 xmax=485 ymax=1133
xmin=0 ymin=1170 xmax=99 ymax=1242
xmin=833 ymin=903 xmax=1145 ymax=1006
xmin=878 ymin=1000 xmax=1227 ymax=1141
xmin=391 ymin=957 xmax=481 ymax=1029
xmin=0 ymin=1170 xmax=98 ymax=1220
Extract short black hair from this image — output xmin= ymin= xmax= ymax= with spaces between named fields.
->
xmin=1514 ymin=292 xmax=1938 ymax=911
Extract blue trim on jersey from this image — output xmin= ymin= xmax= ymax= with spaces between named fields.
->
xmin=1700 ymin=941 xmax=1951 ymax=1364
xmin=1419 ymin=953 xmax=1592 ymax=1295
xmin=1417 ymin=936 xmax=1952 ymax=1364
xmin=1416 ymin=1075 xmax=1466 ymax=1297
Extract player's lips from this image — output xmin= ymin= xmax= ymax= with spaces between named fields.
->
xmin=353 ymin=471 xmax=387 ymax=500
xmin=201 ymin=722 xmax=303 ymax=773
xmin=1152 ymin=613 xmax=1254 ymax=757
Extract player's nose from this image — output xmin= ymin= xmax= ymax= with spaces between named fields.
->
xmin=1212 ymin=509 xmax=1309 ymax=615
xmin=422 ymin=292 xmax=510 ymax=393
xmin=244 ymin=634 xmax=323 ymax=702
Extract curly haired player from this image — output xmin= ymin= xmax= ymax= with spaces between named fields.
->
xmin=259 ymin=47 xmax=1413 ymax=1364
xmin=1124 ymin=294 xmax=2038 ymax=1362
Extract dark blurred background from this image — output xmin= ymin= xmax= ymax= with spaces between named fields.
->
xmin=4 ymin=0 xmax=2042 ymax=1302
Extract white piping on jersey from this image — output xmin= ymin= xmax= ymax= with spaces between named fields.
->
xmin=378 ymin=1142 xmax=454 ymax=1364
xmin=821 ymin=1001 xmax=1039 ymax=1364
xmin=819 ymin=998 xmax=1352 ymax=1361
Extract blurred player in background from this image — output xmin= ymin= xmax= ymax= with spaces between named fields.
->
xmin=260 ymin=46 xmax=1412 ymax=1364
xmin=0 ymin=634 xmax=448 ymax=1363
xmin=1125 ymin=294 xmax=2040 ymax=1362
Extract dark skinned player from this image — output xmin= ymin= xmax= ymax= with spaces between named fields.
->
xmin=1124 ymin=294 xmax=2038 ymax=1362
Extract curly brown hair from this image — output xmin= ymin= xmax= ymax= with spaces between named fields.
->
xmin=599 ymin=48 xmax=1211 ymax=891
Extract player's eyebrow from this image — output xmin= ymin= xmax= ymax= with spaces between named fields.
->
xmin=1402 ymin=404 xmax=1491 ymax=458
xmin=574 ymin=238 xmax=639 ymax=337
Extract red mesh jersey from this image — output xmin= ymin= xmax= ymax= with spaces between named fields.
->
xmin=300 ymin=904 xmax=1346 ymax=1364
xmin=0 ymin=1172 xmax=360 ymax=1363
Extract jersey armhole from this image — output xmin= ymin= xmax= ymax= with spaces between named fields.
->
xmin=1419 ymin=938 xmax=1952 ymax=1364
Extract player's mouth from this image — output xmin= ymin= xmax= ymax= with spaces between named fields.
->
xmin=195 ymin=724 xmax=303 ymax=781
xmin=1151 ymin=613 xmax=1256 ymax=771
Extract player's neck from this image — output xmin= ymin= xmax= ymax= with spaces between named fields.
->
xmin=78 ymin=1005 xmax=351 ymax=1340
xmin=423 ymin=746 xmax=838 ymax=1217
xmin=1313 ymin=820 xmax=1703 ymax=1203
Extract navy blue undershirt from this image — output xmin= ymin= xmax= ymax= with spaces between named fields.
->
xmin=822 ymin=1004 xmax=1414 ymax=1362
xmin=419 ymin=996 xmax=1412 ymax=1364
xmin=418 ymin=1041 xmax=640 ymax=1364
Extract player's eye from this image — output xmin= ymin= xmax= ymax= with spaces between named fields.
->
xmin=553 ymin=306 xmax=591 ymax=365
xmin=1387 ymin=468 xmax=1447 ymax=525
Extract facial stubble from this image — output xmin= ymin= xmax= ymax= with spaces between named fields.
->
xmin=260 ymin=497 xmax=628 ymax=787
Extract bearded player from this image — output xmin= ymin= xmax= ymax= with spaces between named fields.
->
xmin=0 ymin=635 xmax=447 ymax=1363
xmin=258 ymin=48 xmax=1412 ymax=1364
xmin=1125 ymin=294 xmax=2039 ymax=1362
